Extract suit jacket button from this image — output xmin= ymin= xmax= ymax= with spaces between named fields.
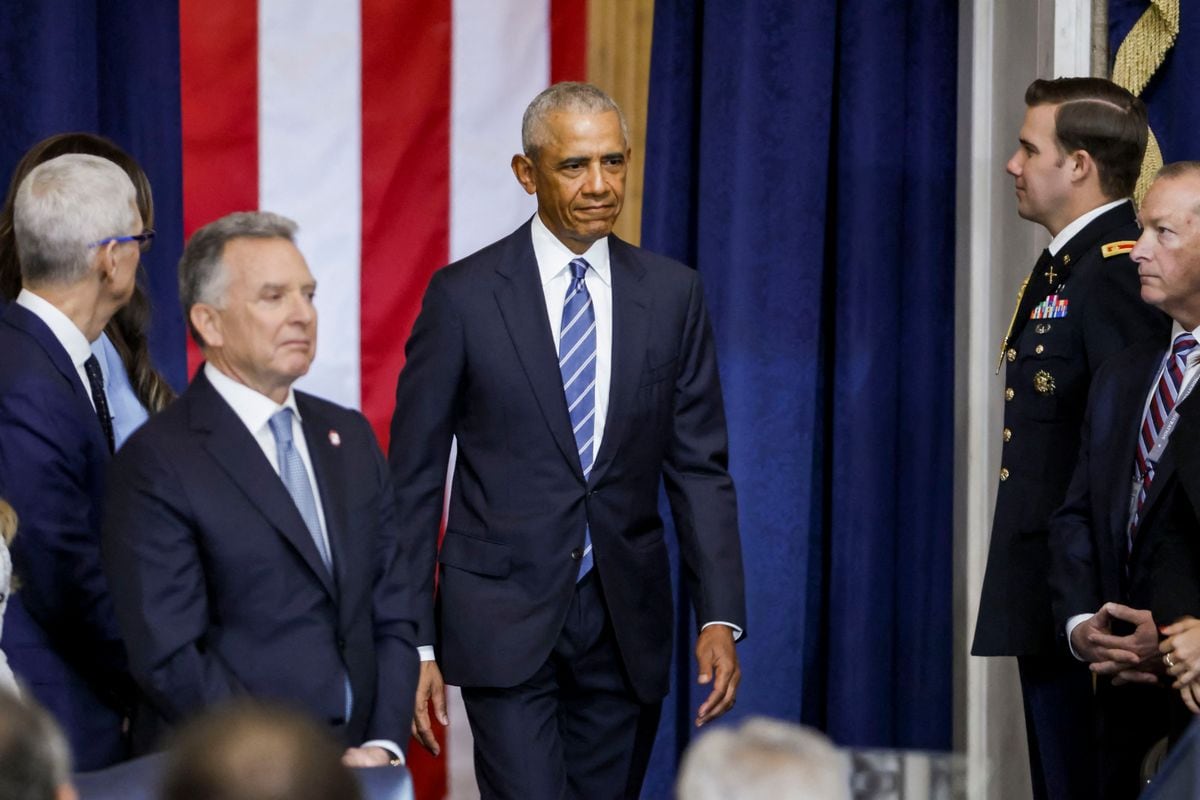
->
xmin=999 ymin=467 xmax=1010 ymax=481
xmin=570 ymin=548 xmax=583 ymax=561
xmin=1005 ymin=388 xmax=1015 ymax=401
xmin=1006 ymin=348 xmax=1017 ymax=362
xmin=1003 ymin=427 xmax=1012 ymax=442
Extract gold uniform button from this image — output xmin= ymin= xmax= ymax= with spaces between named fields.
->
xmin=1035 ymin=344 xmax=1044 ymax=355
xmin=1006 ymin=348 xmax=1017 ymax=362
xmin=999 ymin=467 xmax=1010 ymax=481
xmin=1003 ymin=428 xmax=1012 ymax=442
xmin=1005 ymin=388 xmax=1015 ymax=401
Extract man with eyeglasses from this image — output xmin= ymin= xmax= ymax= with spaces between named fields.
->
xmin=0 ymin=153 xmax=145 ymax=769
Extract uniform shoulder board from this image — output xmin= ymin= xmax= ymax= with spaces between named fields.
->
xmin=1101 ymin=240 xmax=1136 ymax=258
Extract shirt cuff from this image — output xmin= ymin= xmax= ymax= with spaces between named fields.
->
xmin=1065 ymin=613 xmax=1092 ymax=661
xmin=701 ymin=621 xmax=744 ymax=642
xmin=417 ymin=645 xmax=435 ymax=662
xmin=361 ymin=739 xmax=404 ymax=765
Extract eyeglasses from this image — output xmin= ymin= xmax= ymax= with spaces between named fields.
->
xmin=89 ymin=229 xmax=156 ymax=253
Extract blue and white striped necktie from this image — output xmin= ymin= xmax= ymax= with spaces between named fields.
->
xmin=559 ymin=257 xmax=596 ymax=580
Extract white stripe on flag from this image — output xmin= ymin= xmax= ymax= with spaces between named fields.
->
xmin=449 ymin=0 xmax=548 ymax=260
xmin=259 ymin=0 xmax=363 ymax=408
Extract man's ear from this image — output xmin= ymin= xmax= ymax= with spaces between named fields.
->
xmin=511 ymin=154 xmax=537 ymax=196
xmin=190 ymin=303 xmax=222 ymax=348
xmin=1069 ymin=149 xmax=1096 ymax=186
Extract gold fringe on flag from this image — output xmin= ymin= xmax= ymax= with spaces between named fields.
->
xmin=1110 ymin=0 xmax=1180 ymax=204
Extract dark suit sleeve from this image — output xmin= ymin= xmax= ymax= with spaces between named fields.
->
xmin=388 ymin=270 xmax=465 ymax=647
xmin=101 ymin=436 xmax=242 ymax=721
xmin=0 ymin=380 xmax=129 ymax=697
xmin=1047 ymin=386 xmax=1105 ymax=632
xmin=359 ymin=413 xmax=420 ymax=740
xmin=661 ymin=272 xmax=747 ymax=633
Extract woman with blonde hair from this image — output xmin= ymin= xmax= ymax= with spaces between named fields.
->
xmin=0 ymin=500 xmax=18 ymax=695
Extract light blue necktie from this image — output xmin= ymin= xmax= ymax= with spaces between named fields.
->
xmin=559 ymin=258 xmax=596 ymax=581
xmin=268 ymin=409 xmax=352 ymax=719
xmin=268 ymin=409 xmax=333 ymax=571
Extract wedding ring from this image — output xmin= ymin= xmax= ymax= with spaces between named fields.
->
xmin=1166 ymin=652 xmax=1177 ymax=668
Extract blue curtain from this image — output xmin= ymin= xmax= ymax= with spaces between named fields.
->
xmin=640 ymin=2 xmax=957 ymax=793
xmin=1109 ymin=1 xmax=1200 ymax=162
xmin=0 ymin=0 xmax=187 ymax=389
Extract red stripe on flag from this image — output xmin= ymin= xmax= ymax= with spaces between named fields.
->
xmin=360 ymin=0 xmax=452 ymax=452
xmin=550 ymin=0 xmax=588 ymax=82
xmin=179 ymin=0 xmax=260 ymax=377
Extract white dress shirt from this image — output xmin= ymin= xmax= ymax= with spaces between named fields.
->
xmin=16 ymin=288 xmax=98 ymax=410
xmin=1066 ymin=320 xmax=1200 ymax=657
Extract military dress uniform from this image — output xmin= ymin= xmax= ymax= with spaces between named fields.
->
xmin=972 ymin=200 xmax=1168 ymax=799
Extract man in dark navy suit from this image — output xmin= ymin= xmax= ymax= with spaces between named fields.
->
xmin=0 ymin=153 xmax=145 ymax=769
xmin=972 ymin=78 xmax=1168 ymax=799
xmin=102 ymin=212 xmax=418 ymax=767
xmin=1050 ymin=162 xmax=1200 ymax=800
xmin=390 ymin=82 xmax=746 ymax=798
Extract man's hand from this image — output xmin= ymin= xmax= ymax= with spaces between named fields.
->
xmin=412 ymin=660 xmax=448 ymax=755
xmin=695 ymin=625 xmax=740 ymax=727
xmin=1075 ymin=603 xmax=1160 ymax=684
xmin=342 ymin=746 xmax=393 ymax=767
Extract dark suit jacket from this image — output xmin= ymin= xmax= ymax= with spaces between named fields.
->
xmin=102 ymin=369 xmax=419 ymax=750
xmin=974 ymin=201 xmax=1169 ymax=657
xmin=0 ymin=301 xmax=131 ymax=770
xmin=1048 ymin=337 xmax=1200 ymax=632
xmin=389 ymin=220 xmax=746 ymax=703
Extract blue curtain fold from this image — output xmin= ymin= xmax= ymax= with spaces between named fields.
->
xmin=0 ymin=0 xmax=186 ymax=389
xmin=641 ymin=0 xmax=956 ymax=791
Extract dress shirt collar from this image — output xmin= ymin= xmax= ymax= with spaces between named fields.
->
xmin=204 ymin=362 xmax=302 ymax=435
xmin=530 ymin=213 xmax=612 ymax=288
xmin=1168 ymin=319 xmax=1200 ymax=367
xmin=15 ymin=288 xmax=94 ymax=369
xmin=1048 ymin=198 xmax=1128 ymax=256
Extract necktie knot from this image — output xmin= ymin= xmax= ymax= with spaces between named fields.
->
xmin=569 ymin=257 xmax=590 ymax=283
xmin=1172 ymin=332 xmax=1197 ymax=361
xmin=268 ymin=408 xmax=294 ymax=446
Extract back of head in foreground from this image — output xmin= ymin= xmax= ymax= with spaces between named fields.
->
xmin=0 ymin=691 xmax=76 ymax=800
xmin=676 ymin=716 xmax=850 ymax=800
xmin=158 ymin=702 xmax=362 ymax=800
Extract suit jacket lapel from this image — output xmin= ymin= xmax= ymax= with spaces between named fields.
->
xmin=493 ymin=221 xmax=582 ymax=472
xmin=189 ymin=371 xmax=337 ymax=598
xmin=299 ymin=396 xmax=350 ymax=593
xmin=591 ymin=237 xmax=649 ymax=484
xmin=3 ymin=303 xmax=108 ymax=453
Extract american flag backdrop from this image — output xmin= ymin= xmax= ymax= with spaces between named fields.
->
xmin=181 ymin=0 xmax=587 ymax=445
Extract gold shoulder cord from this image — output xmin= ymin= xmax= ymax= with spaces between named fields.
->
xmin=996 ymin=275 xmax=1031 ymax=375
xmin=1111 ymin=0 xmax=1179 ymax=205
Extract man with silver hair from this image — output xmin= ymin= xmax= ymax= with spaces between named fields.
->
xmin=0 ymin=153 xmax=145 ymax=770
xmin=676 ymin=717 xmax=850 ymax=800
xmin=102 ymin=211 xmax=419 ymax=768
xmin=0 ymin=692 xmax=78 ymax=800
xmin=391 ymin=81 xmax=746 ymax=797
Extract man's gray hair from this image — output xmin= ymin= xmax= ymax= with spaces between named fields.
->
xmin=521 ymin=82 xmax=629 ymax=158
xmin=0 ymin=691 xmax=74 ymax=800
xmin=13 ymin=153 xmax=138 ymax=287
xmin=178 ymin=210 xmax=298 ymax=346
xmin=676 ymin=717 xmax=851 ymax=800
